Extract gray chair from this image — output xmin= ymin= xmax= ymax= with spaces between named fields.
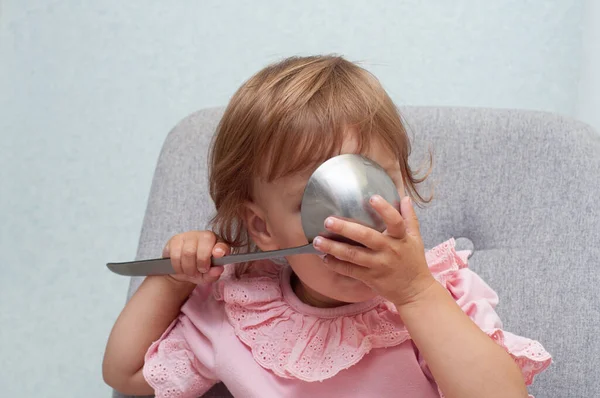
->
xmin=113 ymin=107 xmax=600 ymax=398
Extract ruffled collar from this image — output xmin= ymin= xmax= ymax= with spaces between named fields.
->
xmin=213 ymin=239 xmax=472 ymax=382
xmin=212 ymin=239 xmax=553 ymax=389
xmin=214 ymin=259 xmax=410 ymax=381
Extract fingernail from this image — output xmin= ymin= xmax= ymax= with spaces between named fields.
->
xmin=324 ymin=218 xmax=334 ymax=228
xmin=214 ymin=248 xmax=224 ymax=256
xmin=313 ymin=237 xmax=323 ymax=247
xmin=370 ymin=195 xmax=381 ymax=203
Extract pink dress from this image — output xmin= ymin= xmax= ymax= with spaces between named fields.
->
xmin=143 ymin=239 xmax=551 ymax=398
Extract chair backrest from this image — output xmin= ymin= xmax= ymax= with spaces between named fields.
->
xmin=120 ymin=107 xmax=600 ymax=397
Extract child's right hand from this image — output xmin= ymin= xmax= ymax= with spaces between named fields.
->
xmin=162 ymin=231 xmax=229 ymax=285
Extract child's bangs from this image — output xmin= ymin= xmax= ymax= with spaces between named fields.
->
xmin=253 ymin=59 xmax=405 ymax=182
xmin=260 ymin=121 xmax=345 ymax=182
xmin=259 ymin=114 xmax=398 ymax=183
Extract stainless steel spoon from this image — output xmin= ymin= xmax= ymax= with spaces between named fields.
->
xmin=106 ymin=154 xmax=401 ymax=276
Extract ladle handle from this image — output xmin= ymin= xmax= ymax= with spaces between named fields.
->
xmin=211 ymin=244 xmax=319 ymax=265
xmin=106 ymin=244 xmax=320 ymax=276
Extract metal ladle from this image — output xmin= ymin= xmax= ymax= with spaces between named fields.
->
xmin=106 ymin=154 xmax=401 ymax=276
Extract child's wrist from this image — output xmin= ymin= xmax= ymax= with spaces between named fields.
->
xmin=392 ymin=278 xmax=443 ymax=315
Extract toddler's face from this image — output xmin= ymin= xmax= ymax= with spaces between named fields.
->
xmin=251 ymin=136 xmax=406 ymax=305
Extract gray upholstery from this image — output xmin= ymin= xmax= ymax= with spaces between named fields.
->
xmin=113 ymin=107 xmax=600 ymax=398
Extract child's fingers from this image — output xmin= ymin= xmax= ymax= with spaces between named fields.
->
xmin=212 ymin=241 xmax=231 ymax=258
xmin=162 ymin=240 xmax=171 ymax=258
xmin=321 ymin=255 xmax=368 ymax=280
xmin=370 ymin=195 xmax=406 ymax=239
xmin=169 ymin=236 xmax=184 ymax=275
xmin=201 ymin=266 xmax=224 ymax=284
xmin=313 ymin=237 xmax=374 ymax=268
xmin=399 ymin=196 xmax=421 ymax=238
xmin=181 ymin=237 xmax=199 ymax=277
xmin=208 ymin=266 xmax=224 ymax=278
xmin=196 ymin=234 xmax=217 ymax=272
xmin=323 ymin=217 xmax=386 ymax=251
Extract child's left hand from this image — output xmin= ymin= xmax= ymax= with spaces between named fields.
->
xmin=312 ymin=195 xmax=436 ymax=307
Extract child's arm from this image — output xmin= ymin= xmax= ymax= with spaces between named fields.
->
xmin=396 ymin=282 xmax=527 ymax=398
xmin=102 ymin=276 xmax=196 ymax=395
xmin=313 ymin=196 xmax=529 ymax=398
xmin=102 ymin=231 xmax=228 ymax=395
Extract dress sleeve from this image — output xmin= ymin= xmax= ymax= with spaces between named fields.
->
xmin=445 ymin=267 xmax=552 ymax=385
xmin=419 ymin=239 xmax=552 ymax=397
xmin=143 ymin=315 xmax=219 ymax=398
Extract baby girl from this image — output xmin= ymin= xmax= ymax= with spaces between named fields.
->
xmin=103 ymin=55 xmax=551 ymax=398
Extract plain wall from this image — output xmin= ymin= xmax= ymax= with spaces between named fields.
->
xmin=0 ymin=1 xmax=585 ymax=397
xmin=577 ymin=0 xmax=600 ymax=129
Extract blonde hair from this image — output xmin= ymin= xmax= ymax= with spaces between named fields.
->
xmin=208 ymin=55 xmax=432 ymax=268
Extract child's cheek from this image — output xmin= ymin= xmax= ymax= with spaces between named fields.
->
xmin=276 ymin=219 xmax=309 ymax=248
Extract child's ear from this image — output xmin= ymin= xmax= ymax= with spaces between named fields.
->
xmin=243 ymin=202 xmax=279 ymax=252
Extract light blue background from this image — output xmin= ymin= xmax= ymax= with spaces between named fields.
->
xmin=0 ymin=1 xmax=594 ymax=397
